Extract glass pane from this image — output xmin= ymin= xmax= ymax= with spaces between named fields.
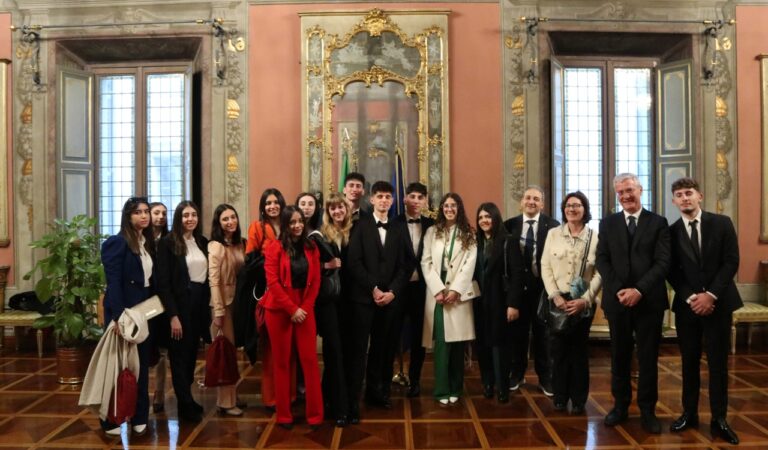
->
xmin=564 ymin=67 xmax=602 ymax=228
xmin=98 ymin=75 xmax=135 ymax=237
xmin=614 ymin=68 xmax=653 ymax=211
xmin=146 ymin=73 xmax=187 ymax=211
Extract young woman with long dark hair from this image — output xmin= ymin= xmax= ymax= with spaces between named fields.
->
xmin=148 ymin=201 xmax=169 ymax=413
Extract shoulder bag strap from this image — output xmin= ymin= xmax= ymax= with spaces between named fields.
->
xmin=579 ymin=228 xmax=593 ymax=277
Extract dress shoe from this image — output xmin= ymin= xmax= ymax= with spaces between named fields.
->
xmin=132 ymin=424 xmax=147 ymax=435
xmin=104 ymin=426 xmax=122 ymax=436
xmin=236 ymin=398 xmax=248 ymax=409
xmin=152 ymin=391 xmax=165 ymax=413
xmin=365 ymin=393 xmax=391 ymax=409
xmin=497 ymin=391 xmax=509 ymax=403
xmin=277 ymin=422 xmax=293 ymax=430
xmin=604 ymin=408 xmax=628 ymax=426
xmin=335 ymin=415 xmax=348 ymax=428
xmin=439 ymin=398 xmax=450 ymax=405
xmin=309 ymin=423 xmax=321 ymax=431
xmin=217 ymin=406 xmax=244 ymax=417
xmin=349 ymin=406 xmax=360 ymax=425
xmin=449 ymin=396 xmax=459 ymax=404
xmin=711 ymin=418 xmax=740 ymax=444
xmin=192 ymin=401 xmax=204 ymax=413
xmin=179 ymin=408 xmax=203 ymax=422
xmin=482 ymin=384 xmax=494 ymax=399
xmin=539 ymin=384 xmax=554 ymax=397
xmin=407 ymin=382 xmax=421 ymax=398
xmin=570 ymin=404 xmax=585 ymax=415
xmin=509 ymin=377 xmax=525 ymax=392
xmin=670 ymin=412 xmax=699 ymax=432
xmin=553 ymin=401 xmax=567 ymax=411
xmin=641 ymin=412 xmax=662 ymax=434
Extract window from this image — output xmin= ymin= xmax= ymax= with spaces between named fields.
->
xmin=97 ymin=68 xmax=190 ymax=236
xmin=553 ymin=58 xmax=654 ymax=227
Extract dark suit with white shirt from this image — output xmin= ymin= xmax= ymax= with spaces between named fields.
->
xmin=668 ymin=211 xmax=742 ymax=420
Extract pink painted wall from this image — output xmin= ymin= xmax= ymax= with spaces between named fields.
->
xmin=736 ymin=6 xmax=768 ymax=284
xmin=0 ymin=12 xmax=13 ymax=285
xmin=248 ymin=3 xmax=503 ymax=220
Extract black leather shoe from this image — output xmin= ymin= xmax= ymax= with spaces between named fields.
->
xmin=277 ymin=422 xmax=293 ymax=430
xmin=349 ymin=405 xmax=360 ymax=425
xmin=178 ymin=409 xmax=203 ymax=422
xmin=711 ymin=418 xmax=739 ymax=444
xmin=670 ymin=412 xmax=699 ymax=432
xmin=570 ymin=404 xmax=585 ymax=415
xmin=407 ymin=382 xmax=421 ymax=398
xmin=553 ymin=401 xmax=567 ymax=411
xmin=335 ymin=415 xmax=348 ymax=428
xmin=497 ymin=391 xmax=509 ymax=403
xmin=641 ymin=412 xmax=662 ymax=434
xmin=482 ymin=385 xmax=494 ymax=399
xmin=365 ymin=393 xmax=391 ymax=409
xmin=604 ymin=408 xmax=628 ymax=426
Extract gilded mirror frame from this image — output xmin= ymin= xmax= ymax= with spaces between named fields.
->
xmin=300 ymin=9 xmax=450 ymax=208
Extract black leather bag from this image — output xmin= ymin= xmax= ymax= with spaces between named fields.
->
xmin=537 ymin=290 xmax=577 ymax=335
xmin=313 ymin=235 xmax=341 ymax=304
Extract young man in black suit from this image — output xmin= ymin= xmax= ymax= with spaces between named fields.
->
xmin=667 ymin=177 xmax=741 ymax=444
xmin=596 ymin=172 xmax=670 ymax=434
xmin=503 ymin=185 xmax=559 ymax=396
xmin=391 ymin=182 xmax=435 ymax=397
xmin=345 ymin=181 xmax=411 ymax=422
xmin=343 ymin=172 xmax=371 ymax=223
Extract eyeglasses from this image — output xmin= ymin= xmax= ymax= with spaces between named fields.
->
xmin=565 ymin=203 xmax=583 ymax=209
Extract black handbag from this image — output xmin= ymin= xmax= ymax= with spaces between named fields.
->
xmin=312 ymin=232 xmax=341 ymax=304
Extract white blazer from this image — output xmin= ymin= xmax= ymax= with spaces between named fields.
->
xmin=421 ymin=225 xmax=478 ymax=348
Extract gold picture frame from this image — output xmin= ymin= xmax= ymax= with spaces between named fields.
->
xmin=760 ymin=55 xmax=768 ymax=242
xmin=0 ymin=60 xmax=9 ymax=247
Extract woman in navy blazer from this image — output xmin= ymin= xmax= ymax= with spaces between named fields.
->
xmin=100 ymin=196 xmax=155 ymax=436
xmin=156 ymin=201 xmax=210 ymax=422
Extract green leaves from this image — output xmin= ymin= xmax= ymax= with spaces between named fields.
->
xmin=25 ymin=215 xmax=106 ymax=347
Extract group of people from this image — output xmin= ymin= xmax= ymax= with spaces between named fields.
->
xmin=98 ymin=171 xmax=742 ymax=445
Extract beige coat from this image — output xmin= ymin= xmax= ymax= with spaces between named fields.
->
xmin=540 ymin=224 xmax=602 ymax=307
xmin=421 ymin=225 xmax=478 ymax=348
xmin=208 ymin=240 xmax=245 ymax=318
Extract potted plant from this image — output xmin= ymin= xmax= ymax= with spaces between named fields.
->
xmin=24 ymin=215 xmax=106 ymax=383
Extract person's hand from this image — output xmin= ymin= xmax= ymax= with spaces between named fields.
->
xmin=434 ymin=291 xmax=445 ymax=305
xmin=618 ymin=288 xmax=642 ymax=307
xmin=112 ymin=320 xmax=121 ymax=336
xmin=212 ymin=316 xmax=223 ymax=329
xmin=690 ymin=292 xmax=716 ymax=316
xmin=553 ymin=295 xmax=567 ymax=310
xmin=325 ymin=258 xmax=342 ymax=269
xmin=373 ymin=286 xmax=386 ymax=302
xmin=565 ymin=299 xmax=588 ymax=316
xmin=506 ymin=307 xmax=519 ymax=322
xmin=443 ymin=290 xmax=460 ymax=305
xmin=292 ymin=308 xmax=308 ymax=323
xmin=170 ymin=316 xmax=183 ymax=340
xmin=375 ymin=291 xmax=395 ymax=306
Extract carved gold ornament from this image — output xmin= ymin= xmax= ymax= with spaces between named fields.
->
xmin=227 ymin=154 xmax=239 ymax=172
xmin=233 ymin=37 xmax=246 ymax=52
xmin=511 ymin=96 xmax=524 ymax=116
xmin=513 ymin=152 xmax=525 ymax=170
xmin=21 ymin=103 xmax=32 ymax=124
xmin=715 ymin=96 xmax=727 ymax=117
xmin=505 ymin=35 xmax=523 ymax=49
xmin=22 ymin=159 xmax=32 ymax=176
xmin=226 ymin=99 xmax=240 ymax=119
xmin=716 ymin=151 xmax=727 ymax=170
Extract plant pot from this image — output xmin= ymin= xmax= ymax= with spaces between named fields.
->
xmin=56 ymin=345 xmax=92 ymax=384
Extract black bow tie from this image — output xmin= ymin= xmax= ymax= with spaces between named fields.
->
xmin=376 ymin=221 xmax=389 ymax=229
xmin=407 ymin=218 xmax=421 ymax=224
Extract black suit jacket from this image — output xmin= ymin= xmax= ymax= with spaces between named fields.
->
xmin=346 ymin=215 xmax=410 ymax=305
xmin=155 ymin=234 xmax=210 ymax=318
xmin=393 ymin=213 xmax=435 ymax=285
xmin=503 ymin=213 xmax=560 ymax=289
xmin=668 ymin=211 xmax=742 ymax=313
xmin=596 ymin=209 xmax=671 ymax=317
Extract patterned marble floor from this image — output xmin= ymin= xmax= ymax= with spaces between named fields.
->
xmin=1 ymin=329 xmax=768 ymax=449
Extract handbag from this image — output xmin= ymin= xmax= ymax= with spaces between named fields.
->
xmin=234 ymin=249 xmax=265 ymax=364
xmin=537 ymin=229 xmax=594 ymax=335
xmin=107 ymin=339 xmax=137 ymax=424
xmin=314 ymin=235 xmax=341 ymax=304
xmin=204 ymin=331 xmax=240 ymax=387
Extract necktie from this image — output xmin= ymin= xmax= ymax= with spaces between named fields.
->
xmin=524 ymin=219 xmax=535 ymax=269
xmin=627 ymin=215 xmax=637 ymax=238
xmin=690 ymin=219 xmax=701 ymax=261
xmin=407 ymin=218 xmax=421 ymax=224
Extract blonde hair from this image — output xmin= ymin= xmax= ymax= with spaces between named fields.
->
xmin=321 ymin=192 xmax=352 ymax=247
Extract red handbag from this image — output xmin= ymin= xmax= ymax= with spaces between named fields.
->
xmin=107 ymin=340 xmax=137 ymax=424
xmin=204 ymin=332 xmax=240 ymax=387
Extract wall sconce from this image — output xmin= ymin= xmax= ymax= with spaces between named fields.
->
xmin=520 ymin=16 xmax=547 ymax=84
xmin=19 ymin=25 xmax=41 ymax=85
xmin=702 ymin=19 xmax=735 ymax=81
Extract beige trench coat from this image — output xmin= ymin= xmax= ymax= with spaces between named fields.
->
xmin=421 ymin=226 xmax=478 ymax=348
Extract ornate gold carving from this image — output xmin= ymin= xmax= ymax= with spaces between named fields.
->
xmin=511 ymin=96 xmax=524 ymax=116
xmin=226 ymin=154 xmax=239 ymax=172
xmin=325 ymin=66 xmax=425 ymax=113
xmin=22 ymin=159 xmax=32 ymax=176
xmin=232 ymin=37 xmax=246 ymax=52
xmin=226 ymin=99 xmax=240 ymax=119
xmin=21 ymin=103 xmax=32 ymax=124
xmin=513 ymin=152 xmax=525 ymax=170
xmin=361 ymin=8 xmax=397 ymax=37
xmin=715 ymin=96 xmax=727 ymax=117
xmin=505 ymin=35 xmax=523 ymax=49
xmin=307 ymin=65 xmax=322 ymax=77
xmin=427 ymin=64 xmax=442 ymax=75
xmin=716 ymin=151 xmax=727 ymax=170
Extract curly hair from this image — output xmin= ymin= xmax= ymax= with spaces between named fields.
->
xmin=434 ymin=192 xmax=475 ymax=250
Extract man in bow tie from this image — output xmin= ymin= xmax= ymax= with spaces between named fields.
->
xmin=667 ymin=177 xmax=741 ymax=444
xmin=345 ymin=181 xmax=411 ymax=422
xmin=391 ymin=182 xmax=435 ymax=397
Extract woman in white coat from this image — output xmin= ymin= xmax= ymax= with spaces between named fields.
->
xmin=421 ymin=193 xmax=478 ymax=405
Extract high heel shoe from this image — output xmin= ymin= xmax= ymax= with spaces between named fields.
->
xmin=217 ymin=406 xmax=244 ymax=417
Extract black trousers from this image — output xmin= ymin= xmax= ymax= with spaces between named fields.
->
xmin=392 ymin=281 xmax=427 ymax=384
xmin=550 ymin=314 xmax=594 ymax=406
xmin=675 ymin=304 xmax=732 ymax=419
xmin=344 ymin=300 xmax=400 ymax=411
xmin=607 ymin=307 xmax=665 ymax=412
xmin=168 ymin=282 xmax=209 ymax=411
xmin=477 ymin=342 xmax=511 ymax=392
xmin=508 ymin=286 xmax=551 ymax=386
xmin=315 ymin=299 xmax=349 ymax=418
